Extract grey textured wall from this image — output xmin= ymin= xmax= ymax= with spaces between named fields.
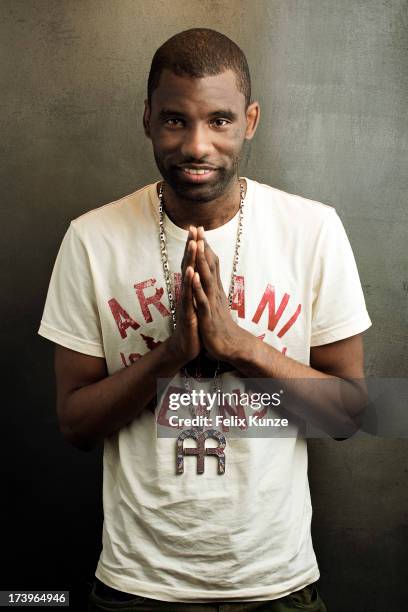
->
xmin=1 ymin=1 xmax=407 ymax=610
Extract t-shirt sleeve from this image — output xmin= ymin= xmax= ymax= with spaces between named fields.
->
xmin=38 ymin=222 xmax=105 ymax=357
xmin=310 ymin=209 xmax=372 ymax=346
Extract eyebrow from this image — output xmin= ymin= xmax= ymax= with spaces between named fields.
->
xmin=158 ymin=108 xmax=238 ymax=121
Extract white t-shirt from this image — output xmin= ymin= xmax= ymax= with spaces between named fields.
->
xmin=38 ymin=178 xmax=371 ymax=602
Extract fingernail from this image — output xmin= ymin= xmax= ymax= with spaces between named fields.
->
xmin=199 ymin=240 xmax=205 ymax=253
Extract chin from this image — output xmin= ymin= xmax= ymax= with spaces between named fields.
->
xmin=173 ymin=183 xmax=219 ymax=203
xmin=165 ymin=170 xmax=235 ymax=202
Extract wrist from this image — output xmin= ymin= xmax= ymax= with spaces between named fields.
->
xmin=164 ymin=334 xmax=192 ymax=369
xmin=226 ymin=326 xmax=255 ymax=368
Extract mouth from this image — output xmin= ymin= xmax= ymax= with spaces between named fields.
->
xmin=176 ymin=166 xmax=218 ymax=183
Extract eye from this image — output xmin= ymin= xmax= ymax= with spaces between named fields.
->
xmin=212 ymin=118 xmax=230 ymax=127
xmin=164 ymin=118 xmax=183 ymax=127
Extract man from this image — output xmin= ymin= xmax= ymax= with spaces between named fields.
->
xmin=38 ymin=28 xmax=371 ymax=611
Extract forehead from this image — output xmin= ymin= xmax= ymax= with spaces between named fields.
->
xmin=151 ymin=68 xmax=246 ymax=114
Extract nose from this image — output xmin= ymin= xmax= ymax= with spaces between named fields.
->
xmin=180 ymin=124 xmax=213 ymax=160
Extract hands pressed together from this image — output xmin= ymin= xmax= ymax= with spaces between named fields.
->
xmin=168 ymin=225 xmax=246 ymax=366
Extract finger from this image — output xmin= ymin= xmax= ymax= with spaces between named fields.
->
xmin=180 ymin=226 xmax=195 ymax=273
xmin=205 ymin=240 xmax=223 ymax=288
xmin=197 ymin=226 xmax=222 ymax=287
xmin=181 ymin=226 xmax=197 ymax=276
xmin=183 ymin=239 xmax=197 ymax=280
xmin=196 ymin=238 xmax=216 ymax=300
xmin=197 ymin=225 xmax=205 ymax=241
xmin=197 ymin=226 xmax=210 ymax=253
xmin=181 ymin=265 xmax=195 ymax=316
xmin=192 ymin=272 xmax=211 ymax=318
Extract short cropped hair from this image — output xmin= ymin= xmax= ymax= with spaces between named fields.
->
xmin=147 ymin=28 xmax=251 ymax=109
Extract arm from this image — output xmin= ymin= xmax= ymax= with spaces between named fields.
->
xmin=192 ymin=229 xmax=368 ymax=437
xmin=55 ymin=339 xmax=186 ymax=452
xmin=55 ymin=228 xmax=201 ymax=452
xmin=227 ymin=331 xmax=368 ymax=437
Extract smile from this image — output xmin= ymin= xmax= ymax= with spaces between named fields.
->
xmin=182 ymin=168 xmax=213 ymax=175
xmin=178 ymin=167 xmax=217 ymax=183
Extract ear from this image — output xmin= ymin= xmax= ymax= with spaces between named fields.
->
xmin=244 ymin=101 xmax=260 ymax=141
xmin=143 ymin=99 xmax=151 ymax=139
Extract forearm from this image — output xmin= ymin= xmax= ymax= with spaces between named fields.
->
xmin=63 ymin=338 xmax=187 ymax=451
xmin=228 ymin=329 xmax=367 ymax=437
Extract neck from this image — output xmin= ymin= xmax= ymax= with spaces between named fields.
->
xmin=157 ymin=178 xmax=246 ymax=231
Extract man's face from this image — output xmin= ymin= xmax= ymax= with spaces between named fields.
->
xmin=143 ymin=68 xmax=259 ymax=202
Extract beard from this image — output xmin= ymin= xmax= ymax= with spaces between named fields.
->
xmin=153 ymin=151 xmax=241 ymax=203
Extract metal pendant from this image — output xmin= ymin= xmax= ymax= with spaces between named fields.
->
xmin=176 ymin=428 xmax=226 ymax=475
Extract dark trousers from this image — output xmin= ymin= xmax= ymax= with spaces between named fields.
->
xmin=87 ymin=577 xmax=328 ymax=611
